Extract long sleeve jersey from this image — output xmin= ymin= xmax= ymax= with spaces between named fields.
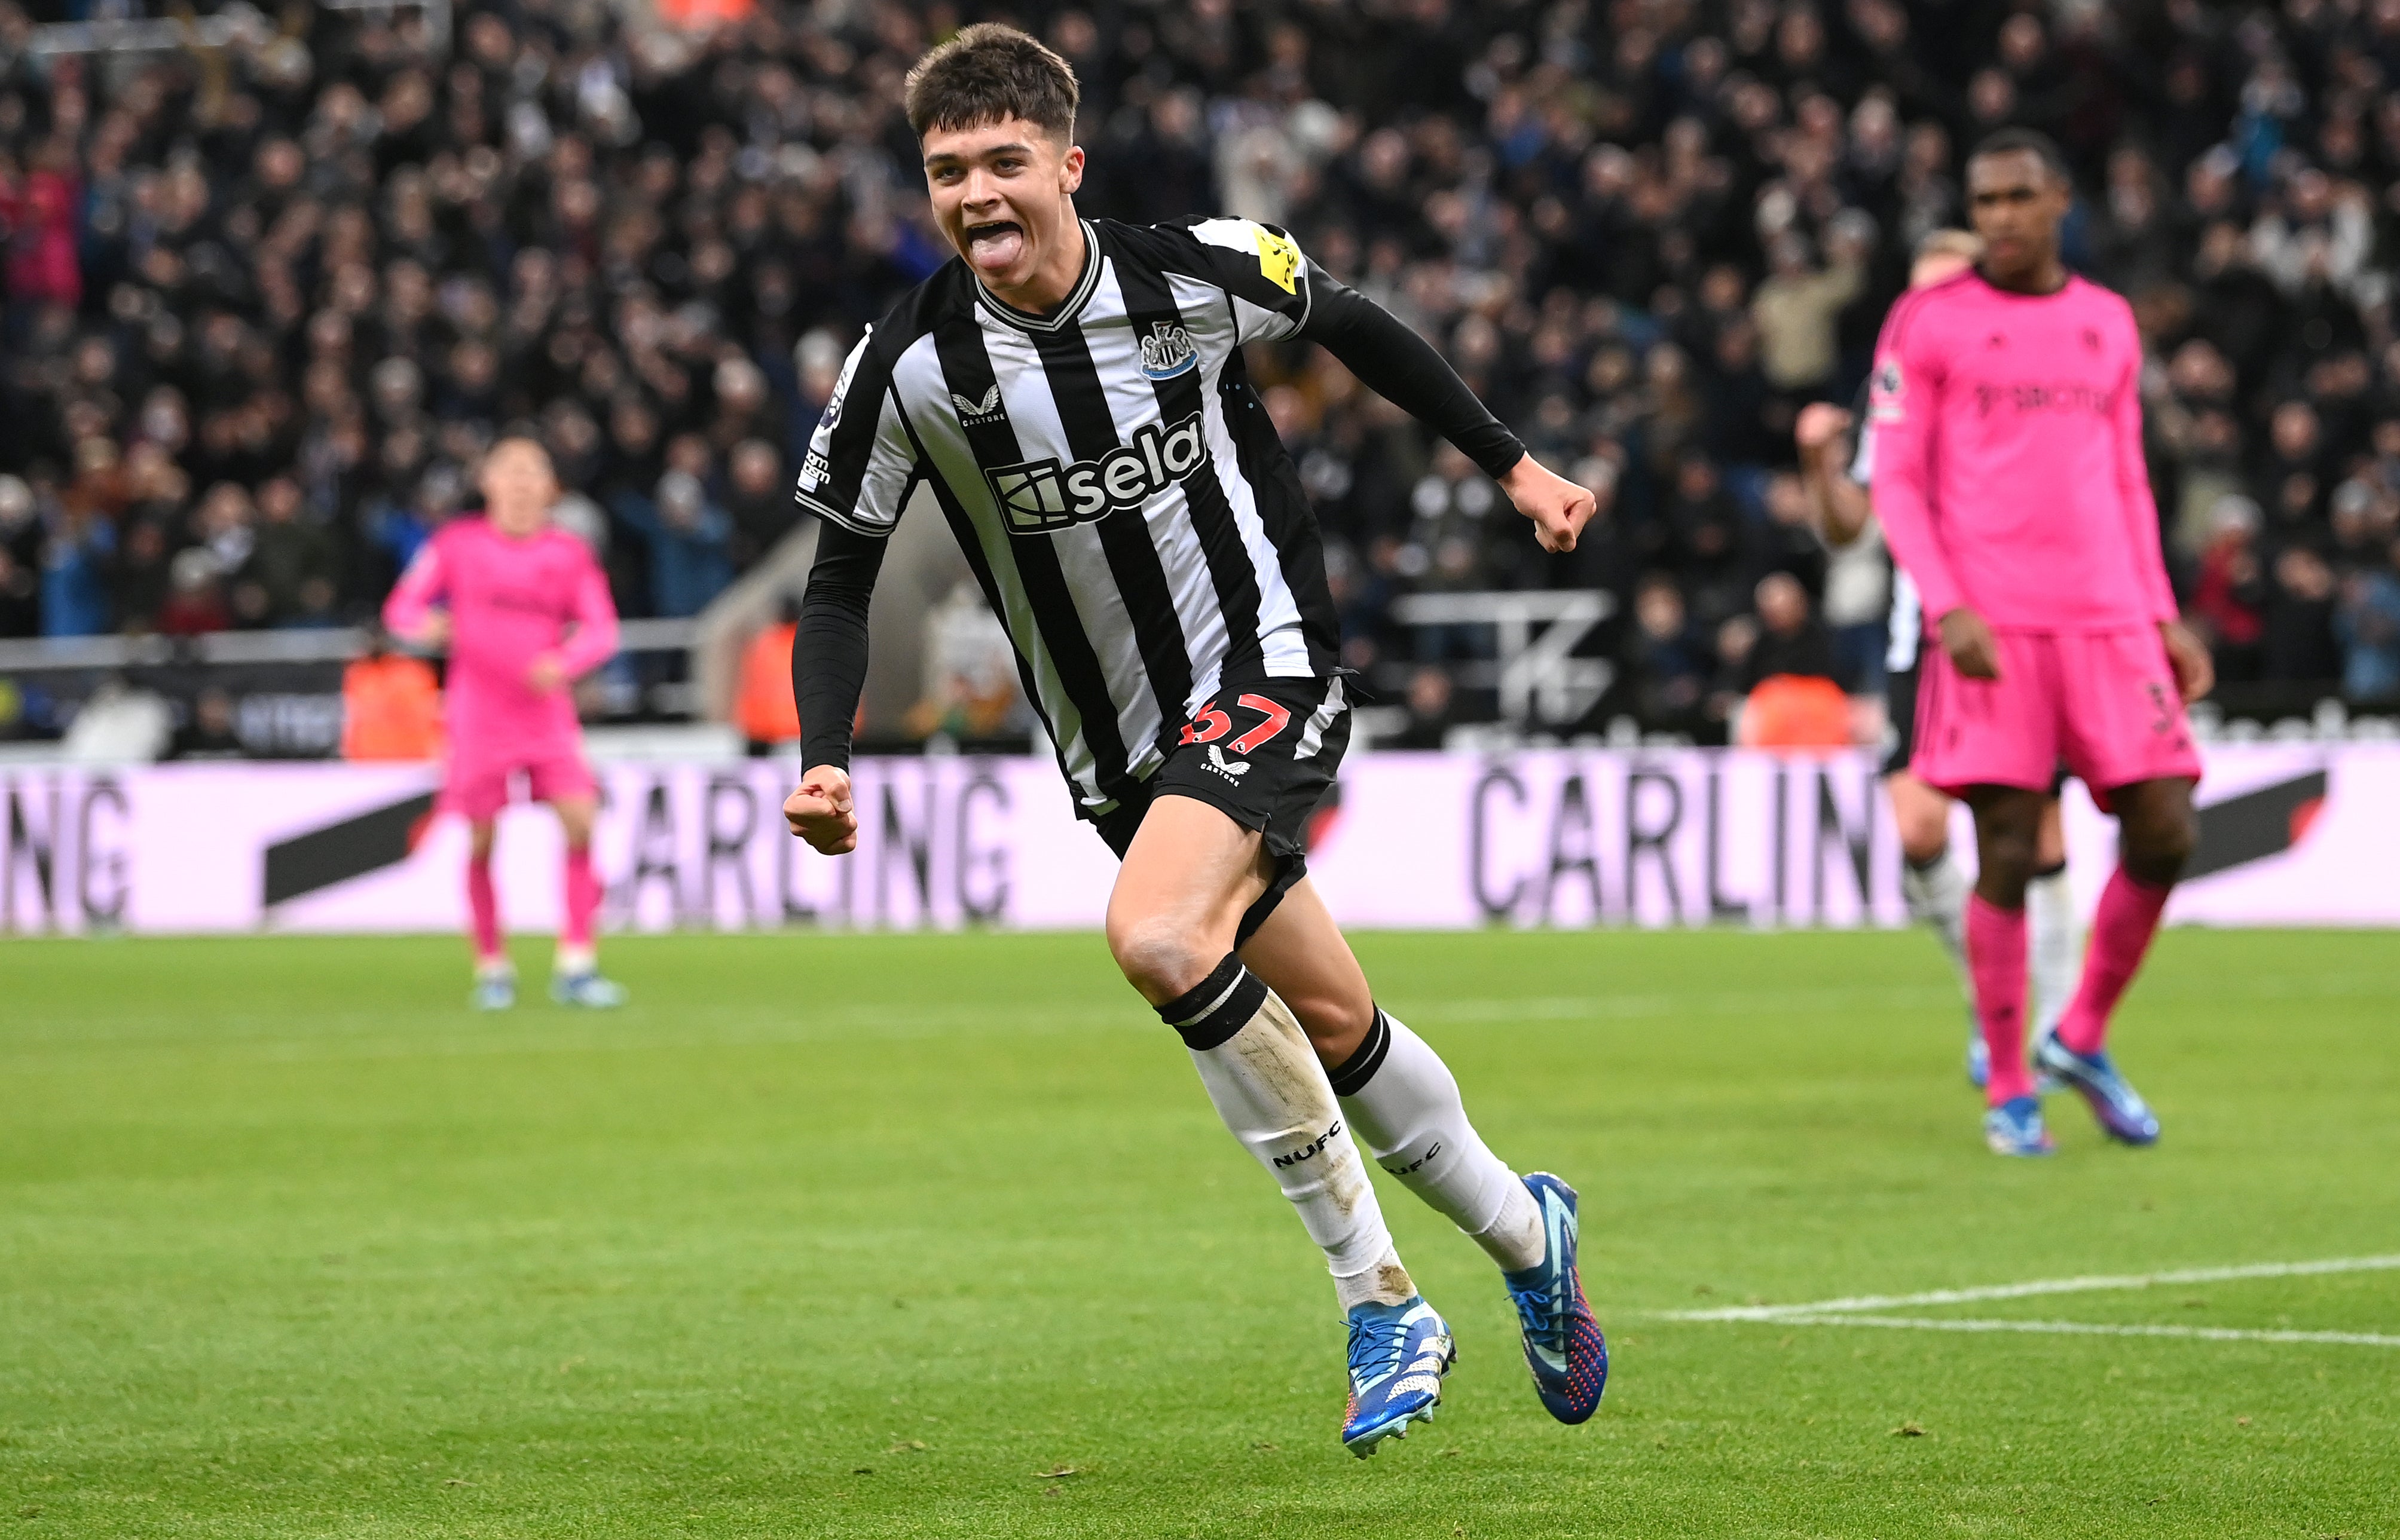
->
xmin=1866 ymin=270 xmax=2178 ymax=632
xmin=383 ymin=516 xmax=619 ymax=753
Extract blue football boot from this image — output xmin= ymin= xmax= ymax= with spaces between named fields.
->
xmin=1503 ymin=1172 xmax=1609 ymax=1424
xmin=2034 ymin=1031 xmax=2160 ymax=1146
xmin=1983 ymin=1094 xmax=2056 ymax=1156
xmin=550 ymin=970 xmax=628 ymax=1009
xmin=1340 ymin=1296 xmax=1453 ymax=1456
xmin=470 ymin=970 xmax=516 ymax=1011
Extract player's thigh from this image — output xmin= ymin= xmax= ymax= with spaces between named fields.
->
xmin=442 ymin=757 xmax=514 ymax=824
xmin=1239 ymin=877 xmax=1375 ymax=1062
xmin=1105 ymin=793 xmax=1275 ymax=999
xmin=1910 ymin=631 xmax=2059 ymax=799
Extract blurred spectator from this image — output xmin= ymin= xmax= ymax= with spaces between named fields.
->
xmin=166 ymin=687 xmax=246 ymax=761
xmin=2191 ymin=497 xmax=2267 ymax=685
xmin=0 ymin=475 xmax=38 ymax=637
xmin=2262 ymin=548 xmax=2341 ymax=685
xmin=1751 ymin=228 xmax=1865 ymax=394
xmin=1742 ymin=572 xmax=1837 ymax=690
xmin=1389 ymin=666 xmax=1456 ymax=751
xmin=614 ymin=463 xmax=733 ymax=619
xmin=2335 ymin=549 xmax=2400 ymax=704
xmin=1622 ymin=574 xmax=1710 ymax=736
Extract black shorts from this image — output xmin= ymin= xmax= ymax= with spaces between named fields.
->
xmin=1882 ymin=659 xmax=1922 ymax=777
xmin=1092 ymin=673 xmax=1352 ymax=944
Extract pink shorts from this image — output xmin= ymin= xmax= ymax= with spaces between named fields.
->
xmin=1913 ymin=628 xmax=2202 ymax=810
xmin=440 ymin=747 xmax=597 ymax=822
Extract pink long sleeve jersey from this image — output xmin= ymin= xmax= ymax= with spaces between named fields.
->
xmin=1866 ymin=271 xmax=2178 ymax=632
xmin=382 ymin=518 xmax=619 ymax=754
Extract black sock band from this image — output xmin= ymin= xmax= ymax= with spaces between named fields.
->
xmin=1155 ymin=953 xmax=1269 ymax=1051
xmin=1326 ymin=1008 xmax=1393 ymax=1098
xmin=1904 ymin=849 xmax=1949 ymax=873
xmin=2031 ymin=859 xmax=2068 ymax=879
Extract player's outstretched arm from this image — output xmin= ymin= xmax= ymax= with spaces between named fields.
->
xmin=1297 ymin=271 xmax=1591 ymax=552
xmin=783 ymin=520 xmax=890 ymax=856
xmin=1794 ymin=403 xmax=1872 ymax=546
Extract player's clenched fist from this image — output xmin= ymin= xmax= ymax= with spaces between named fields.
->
xmin=1500 ymin=455 xmax=1598 ymax=553
xmin=784 ymin=765 xmax=858 ymax=855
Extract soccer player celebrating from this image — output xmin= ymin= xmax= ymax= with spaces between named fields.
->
xmin=781 ymin=26 xmax=1606 ymax=1453
xmin=384 ymin=437 xmax=627 ymax=1011
xmin=1796 ymin=228 xmax=2082 ymax=1089
xmin=1869 ymin=131 xmax=2209 ymax=1156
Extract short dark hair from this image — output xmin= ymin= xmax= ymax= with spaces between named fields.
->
xmin=1968 ymin=127 xmax=2070 ymax=185
xmin=904 ymin=24 xmax=1079 ymax=142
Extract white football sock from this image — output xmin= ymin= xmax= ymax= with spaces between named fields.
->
xmin=1901 ymin=846 xmax=1971 ymax=993
xmin=1332 ymin=1009 xmax=1545 ymax=1274
xmin=2026 ymin=863 xmax=2081 ymax=1039
xmin=1160 ymin=957 xmax=1414 ymax=1309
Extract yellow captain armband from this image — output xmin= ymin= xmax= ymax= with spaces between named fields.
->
xmin=1253 ymin=226 xmax=1301 ymax=295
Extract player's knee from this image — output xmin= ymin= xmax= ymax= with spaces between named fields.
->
xmin=1282 ymin=988 xmax=1374 ymax=1061
xmin=1105 ymin=913 xmax=1217 ymax=1007
xmin=2123 ymin=804 xmax=2196 ymax=886
xmin=1895 ymin=803 xmax=1949 ymax=865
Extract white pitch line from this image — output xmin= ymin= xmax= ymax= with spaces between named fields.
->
xmin=1758 ymin=1314 xmax=2400 ymax=1349
xmin=1663 ymin=1254 xmax=2400 ymax=1322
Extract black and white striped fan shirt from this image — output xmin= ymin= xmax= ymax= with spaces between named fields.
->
xmin=794 ymin=215 xmax=1524 ymax=819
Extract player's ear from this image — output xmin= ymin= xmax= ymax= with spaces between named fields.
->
xmin=1058 ymin=141 xmax=1084 ymax=197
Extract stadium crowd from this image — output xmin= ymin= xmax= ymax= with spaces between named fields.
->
xmin=4 ymin=0 xmax=2400 ymax=747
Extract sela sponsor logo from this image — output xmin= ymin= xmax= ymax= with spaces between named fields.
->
xmin=982 ymin=408 xmax=1208 ymax=534
xmin=1381 ymin=1141 xmax=1443 ymax=1178
xmin=1138 ymin=321 xmax=1198 ymax=380
xmin=950 ymin=384 xmax=1006 ymax=424
xmin=1273 ymin=1119 xmax=1341 ymax=1168
xmin=1206 ymin=743 xmax=1250 ymax=780
xmin=1973 ymin=380 xmax=2115 ymax=418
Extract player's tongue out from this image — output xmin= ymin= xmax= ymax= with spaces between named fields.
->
xmin=964 ymin=221 xmax=1025 ymax=273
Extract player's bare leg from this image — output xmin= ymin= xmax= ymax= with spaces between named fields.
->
xmin=1963 ymin=785 xmax=2052 ymax=1153
xmin=1242 ymin=877 xmax=1609 ymax=1423
xmin=1105 ymin=794 xmax=1448 ymax=1453
xmin=2036 ymin=776 xmax=2194 ymax=1144
xmin=464 ymin=817 xmax=513 ymax=1009
xmin=547 ymin=793 xmax=625 ymax=1008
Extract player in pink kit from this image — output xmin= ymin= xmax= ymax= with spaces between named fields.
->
xmin=384 ymin=437 xmax=628 ymax=1010
xmin=1870 ymin=130 xmax=2211 ymax=1156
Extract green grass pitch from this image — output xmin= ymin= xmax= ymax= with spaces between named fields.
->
xmin=3 ymin=927 xmax=2395 ymax=1538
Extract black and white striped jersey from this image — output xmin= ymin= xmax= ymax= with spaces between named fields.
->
xmin=1843 ymin=385 xmax=1923 ymax=672
xmin=794 ymin=216 xmax=1343 ymax=816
